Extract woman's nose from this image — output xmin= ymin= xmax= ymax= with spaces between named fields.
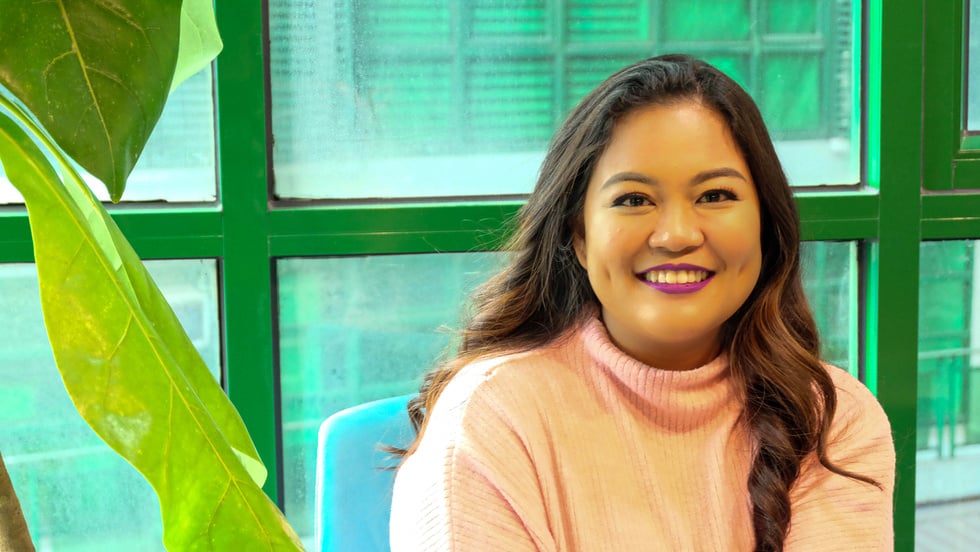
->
xmin=647 ymin=204 xmax=705 ymax=251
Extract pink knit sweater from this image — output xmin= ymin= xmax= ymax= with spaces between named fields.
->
xmin=390 ymin=317 xmax=895 ymax=551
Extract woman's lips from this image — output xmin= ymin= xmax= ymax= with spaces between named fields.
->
xmin=638 ymin=264 xmax=715 ymax=294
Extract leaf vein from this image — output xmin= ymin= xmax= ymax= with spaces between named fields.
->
xmin=89 ymin=67 xmax=150 ymax=123
xmin=60 ymin=240 xmax=86 ymax=286
xmin=162 ymin=383 xmax=173 ymax=489
xmin=106 ymin=313 xmax=134 ymax=363
xmin=42 ymin=51 xmax=76 ymax=82
xmin=93 ymin=0 xmax=147 ymax=37
xmin=55 ymin=0 xmax=115 ymax=177
xmin=99 ymin=314 xmax=132 ymax=409
xmin=92 ymin=0 xmax=168 ymax=74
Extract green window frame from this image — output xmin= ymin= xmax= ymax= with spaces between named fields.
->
xmin=2 ymin=1 xmax=979 ymax=549
xmin=923 ymin=0 xmax=980 ymax=190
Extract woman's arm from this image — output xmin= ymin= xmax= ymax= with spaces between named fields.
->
xmin=784 ymin=367 xmax=896 ymax=551
xmin=390 ymin=366 xmax=556 ymax=552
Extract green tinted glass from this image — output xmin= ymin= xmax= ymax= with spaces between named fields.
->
xmin=277 ymin=252 xmax=501 ymax=539
xmin=915 ymin=240 xmax=980 ymax=548
xmin=766 ymin=0 xmax=818 ymax=35
xmin=268 ymin=0 xmax=860 ymax=199
xmin=663 ymin=0 xmax=750 ymax=41
xmin=801 ymin=241 xmax=858 ymax=372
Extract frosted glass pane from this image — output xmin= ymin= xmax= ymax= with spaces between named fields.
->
xmin=277 ymin=252 xmax=501 ymax=543
xmin=268 ymin=0 xmax=860 ymax=199
xmin=916 ymin=241 xmax=980 ymax=551
xmin=801 ymin=241 xmax=858 ymax=372
xmin=0 ymin=259 xmax=220 ymax=551
xmin=765 ymin=0 xmax=818 ymax=35
xmin=664 ymin=0 xmax=750 ymax=41
xmin=0 ymin=69 xmax=216 ymax=205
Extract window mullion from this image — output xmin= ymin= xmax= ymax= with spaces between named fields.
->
xmin=877 ymin=0 xmax=925 ymax=548
xmin=215 ymin=0 xmax=281 ymax=506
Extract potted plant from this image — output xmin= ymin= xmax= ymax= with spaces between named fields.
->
xmin=0 ymin=0 xmax=302 ymax=549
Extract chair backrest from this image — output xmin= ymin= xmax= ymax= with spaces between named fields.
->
xmin=314 ymin=394 xmax=414 ymax=552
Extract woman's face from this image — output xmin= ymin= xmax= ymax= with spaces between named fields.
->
xmin=573 ymin=101 xmax=762 ymax=370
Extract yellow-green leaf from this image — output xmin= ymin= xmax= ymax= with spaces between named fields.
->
xmin=0 ymin=108 xmax=302 ymax=550
xmin=173 ymin=0 xmax=224 ymax=92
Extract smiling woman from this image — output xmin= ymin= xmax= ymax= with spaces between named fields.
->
xmin=388 ymin=55 xmax=894 ymax=552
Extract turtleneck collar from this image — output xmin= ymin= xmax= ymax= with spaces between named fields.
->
xmin=576 ymin=315 xmax=737 ymax=429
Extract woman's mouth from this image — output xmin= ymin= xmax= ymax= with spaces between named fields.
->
xmin=638 ymin=266 xmax=715 ymax=294
xmin=642 ymin=269 xmax=711 ymax=284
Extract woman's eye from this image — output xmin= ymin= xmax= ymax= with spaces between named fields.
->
xmin=612 ymin=194 xmax=651 ymax=207
xmin=699 ymin=189 xmax=737 ymax=204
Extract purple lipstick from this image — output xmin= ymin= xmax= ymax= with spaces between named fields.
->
xmin=639 ymin=263 xmax=715 ymax=294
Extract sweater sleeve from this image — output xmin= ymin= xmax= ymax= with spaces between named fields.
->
xmin=784 ymin=367 xmax=896 ymax=551
xmin=389 ymin=363 xmax=556 ymax=552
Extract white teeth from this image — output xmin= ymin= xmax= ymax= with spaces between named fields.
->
xmin=644 ymin=270 xmax=709 ymax=284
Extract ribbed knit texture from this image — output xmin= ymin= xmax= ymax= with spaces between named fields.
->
xmin=390 ymin=317 xmax=895 ymax=551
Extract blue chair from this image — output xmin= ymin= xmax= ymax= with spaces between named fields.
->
xmin=314 ymin=394 xmax=415 ymax=552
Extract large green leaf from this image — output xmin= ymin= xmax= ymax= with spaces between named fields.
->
xmin=0 ymin=106 xmax=302 ymax=550
xmin=0 ymin=0 xmax=182 ymax=201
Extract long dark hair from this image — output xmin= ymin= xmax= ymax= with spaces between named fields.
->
xmin=402 ymin=54 xmax=877 ymax=551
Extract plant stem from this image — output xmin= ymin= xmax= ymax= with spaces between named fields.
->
xmin=0 ymin=450 xmax=35 ymax=551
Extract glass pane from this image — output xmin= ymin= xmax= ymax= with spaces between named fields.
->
xmin=967 ymin=0 xmax=980 ymax=130
xmin=801 ymin=241 xmax=858 ymax=372
xmin=0 ymin=259 xmax=220 ymax=550
xmin=765 ymin=0 xmax=819 ymax=35
xmin=664 ymin=0 xmax=750 ymax=41
xmin=268 ymin=0 xmax=860 ymax=200
xmin=0 ymin=69 xmax=216 ymax=205
xmin=277 ymin=252 xmax=501 ymax=544
xmin=916 ymin=240 xmax=980 ymax=551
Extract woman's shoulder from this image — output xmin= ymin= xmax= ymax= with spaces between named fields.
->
xmin=440 ymin=343 xmax=572 ymax=406
xmin=823 ymin=364 xmax=885 ymax=412
xmin=409 ymin=347 xmax=567 ymax=460
xmin=821 ymin=363 xmax=893 ymax=445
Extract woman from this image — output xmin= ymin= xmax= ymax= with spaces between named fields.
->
xmin=390 ymin=55 xmax=895 ymax=551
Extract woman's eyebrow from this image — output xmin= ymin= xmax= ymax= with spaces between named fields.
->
xmin=600 ymin=171 xmax=657 ymax=189
xmin=601 ymin=167 xmax=747 ymax=189
xmin=691 ymin=167 xmax=748 ymax=185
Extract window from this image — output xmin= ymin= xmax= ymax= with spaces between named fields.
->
xmin=277 ymin=252 xmax=500 ymax=537
xmin=923 ymin=0 xmax=980 ymax=190
xmin=916 ymin=240 xmax=980 ymax=549
xmin=269 ymin=0 xmax=860 ymax=200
